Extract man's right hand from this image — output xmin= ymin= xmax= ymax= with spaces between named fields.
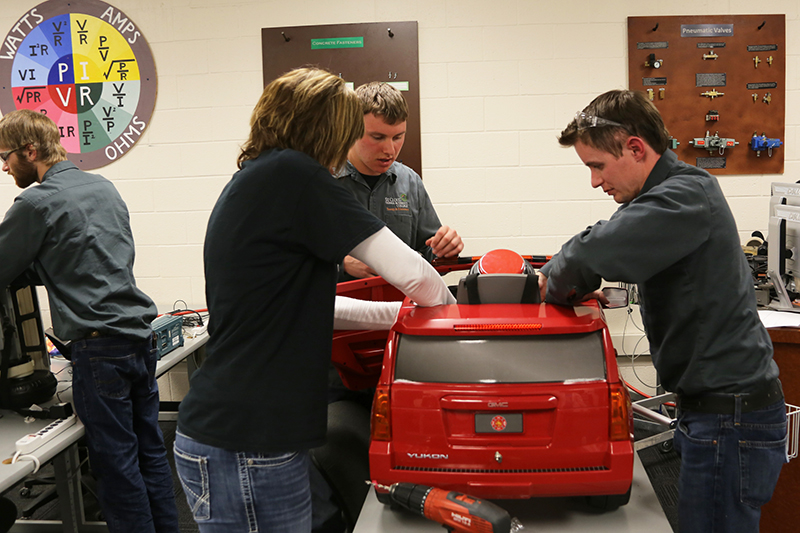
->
xmin=426 ymin=225 xmax=463 ymax=258
xmin=343 ymin=255 xmax=378 ymax=279
xmin=537 ymin=271 xmax=548 ymax=302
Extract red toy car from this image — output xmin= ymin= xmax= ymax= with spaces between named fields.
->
xmin=333 ymin=251 xmax=634 ymax=511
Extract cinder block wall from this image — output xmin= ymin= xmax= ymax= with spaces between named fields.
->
xmin=1 ymin=1 xmax=797 ymax=351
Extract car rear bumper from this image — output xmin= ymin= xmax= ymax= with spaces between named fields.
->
xmin=370 ymin=445 xmax=634 ymax=499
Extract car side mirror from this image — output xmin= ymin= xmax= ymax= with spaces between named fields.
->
xmin=601 ymin=287 xmax=628 ymax=309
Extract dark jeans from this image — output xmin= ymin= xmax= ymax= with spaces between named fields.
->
xmin=174 ymin=432 xmax=312 ymax=532
xmin=674 ymin=398 xmax=787 ymax=533
xmin=71 ymin=335 xmax=179 ymax=533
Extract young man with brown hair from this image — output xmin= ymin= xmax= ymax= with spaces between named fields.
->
xmin=336 ymin=82 xmax=463 ymax=280
xmin=540 ymin=89 xmax=785 ymax=532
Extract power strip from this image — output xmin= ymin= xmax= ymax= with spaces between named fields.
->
xmin=15 ymin=415 xmax=78 ymax=454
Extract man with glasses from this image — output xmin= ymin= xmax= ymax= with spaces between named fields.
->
xmin=539 ymin=89 xmax=784 ymax=532
xmin=0 ymin=109 xmax=179 ymax=533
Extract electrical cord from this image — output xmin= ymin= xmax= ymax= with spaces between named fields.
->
xmin=162 ymin=300 xmax=208 ymax=328
xmin=11 ymin=451 xmax=41 ymax=473
xmin=55 ymin=385 xmax=73 ymax=404
xmin=153 ymin=301 xmax=209 ymax=338
xmin=621 ymin=304 xmax=661 ymax=390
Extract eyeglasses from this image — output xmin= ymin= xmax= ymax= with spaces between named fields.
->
xmin=0 ymin=145 xmax=26 ymax=162
xmin=574 ymin=112 xmax=624 ymax=130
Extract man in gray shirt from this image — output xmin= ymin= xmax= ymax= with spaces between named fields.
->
xmin=0 ymin=109 xmax=178 ymax=533
xmin=539 ymin=90 xmax=784 ymax=532
xmin=336 ymin=82 xmax=463 ymax=280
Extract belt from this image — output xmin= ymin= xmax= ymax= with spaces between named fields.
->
xmin=677 ymin=379 xmax=784 ymax=415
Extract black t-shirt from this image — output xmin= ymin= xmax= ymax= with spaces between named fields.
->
xmin=360 ymin=171 xmax=381 ymax=190
xmin=178 ymin=148 xmax=385 ymax=453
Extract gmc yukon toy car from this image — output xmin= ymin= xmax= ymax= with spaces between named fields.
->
xmin=333 ymin=251 xmax=634 ymax=511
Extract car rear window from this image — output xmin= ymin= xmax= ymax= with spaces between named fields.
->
xmin=394 ymin=332 xmax=606 ymax=383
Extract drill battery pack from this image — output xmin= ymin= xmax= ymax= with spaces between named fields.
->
xmin=151 ymin=314 xmax=184 ymax=360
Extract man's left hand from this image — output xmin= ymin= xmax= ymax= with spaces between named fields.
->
xmin=581 ymin=289 xmax=609 ymax=306
xmin=426 ymin=225 xmax=464 ymax=258
xmin=537 ymin=272 xmax=608 ymax=306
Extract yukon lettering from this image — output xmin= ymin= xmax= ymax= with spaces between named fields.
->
xmin=407 ymin=453 xmax=449 ymax=460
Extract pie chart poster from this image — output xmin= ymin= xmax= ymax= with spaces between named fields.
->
xmin=0 ymin=0 xmax=157 ymax=170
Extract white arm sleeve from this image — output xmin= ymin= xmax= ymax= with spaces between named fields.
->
xmin=333 ymin=296 xmax=403 ymax=330
xmin=349 ymin=227 xmax=456 ymax=307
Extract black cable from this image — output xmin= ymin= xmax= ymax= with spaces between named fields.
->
xmin=167 ymin=300 xmax=205 ymax=327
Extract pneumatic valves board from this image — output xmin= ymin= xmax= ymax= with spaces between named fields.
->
xmin=627 ymin=15 xmax=785 ymax=175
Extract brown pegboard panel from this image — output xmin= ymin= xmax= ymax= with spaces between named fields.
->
xmin=628 ymin=15 xmax=785 ymax=175
xmin=261 ymin=22 xmax=422 ymax=176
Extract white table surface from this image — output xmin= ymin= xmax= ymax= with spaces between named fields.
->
xmin=0 ymin=332 xmax=208 ymax=494
xmin=354 ymin=453 xmax=673 ymax=533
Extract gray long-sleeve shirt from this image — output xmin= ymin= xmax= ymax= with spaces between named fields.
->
xmin=0 ymin=161 xmax=155 ymax=341
xmin=336 ymin=161 xmax=441 ymax=261
xmin=540 ymin=150 xmax=777 ymax=396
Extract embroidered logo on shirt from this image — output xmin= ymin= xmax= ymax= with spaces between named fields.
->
xmin=385 ymin=194 xmax=409 ymax=212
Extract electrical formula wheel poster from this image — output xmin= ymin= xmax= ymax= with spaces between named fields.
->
xmin=0 ymin=0 xmax=156 ymax=169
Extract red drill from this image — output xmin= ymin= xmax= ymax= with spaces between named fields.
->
xmin=386 ymin=482 xmax=524 ymax=533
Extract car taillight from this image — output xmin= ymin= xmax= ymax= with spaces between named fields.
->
xmin=609 ymin=384 xmax=632 ymax=441
xmin=371 ymin=386 xmax=391 ymax=441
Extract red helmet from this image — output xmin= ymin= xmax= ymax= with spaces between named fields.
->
xmin=470 ymin=249 xmax=536 ymax=276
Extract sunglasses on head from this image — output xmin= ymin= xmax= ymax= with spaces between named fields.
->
xmin=574 ymin=112 xmax=624 ymax=130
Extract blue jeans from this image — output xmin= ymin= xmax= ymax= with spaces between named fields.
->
xmin=174 ymin=431 xmax=312 ymax=533
xmin=673 ymin=399 xmax=787 ymax=533
xmin=71 ymin=335 xmax=179 ymax=533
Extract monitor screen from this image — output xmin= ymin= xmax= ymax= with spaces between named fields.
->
xmin=768 ymin=205 xmax=800 ymax=307
xmin=771 ymin=182 xmax=800 ymax=214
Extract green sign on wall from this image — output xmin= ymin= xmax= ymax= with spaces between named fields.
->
xmin=311 ymin=37 xmax=364 ymax=49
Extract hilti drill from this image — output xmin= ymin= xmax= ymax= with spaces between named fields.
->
xmin=386 ymin=482 xmax=524 ymax=533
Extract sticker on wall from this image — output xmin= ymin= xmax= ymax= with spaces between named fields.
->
xmin=0 ymin=0 xmax=156 ymax=169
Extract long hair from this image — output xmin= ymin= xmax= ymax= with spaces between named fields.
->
xmin=0 ymin=109 xmax=67 ymax=165
xmin=238 ymin=68 xmax=364 ymax=173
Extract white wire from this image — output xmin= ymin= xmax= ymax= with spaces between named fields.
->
xmin=11 ymin=450 xmax=41 ymax=473
xmin=621 ymin=306 xmax=661 ymax=390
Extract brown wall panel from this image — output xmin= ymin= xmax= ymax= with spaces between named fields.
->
xmin=628 ymin=15 xmax=785 ymax=175
xmin=261 ymin=21 xmax=422 ymax=176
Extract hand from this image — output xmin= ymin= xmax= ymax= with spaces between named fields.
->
xmin=343 ymin=255 xmax=378 ymax=279
xmin=537 ymin=271 xmax=548 ymax=302
xmin=425 ymin=225 xmax=464 ymax=258
xmin=581 ymin=289 xmax=609 ymax=306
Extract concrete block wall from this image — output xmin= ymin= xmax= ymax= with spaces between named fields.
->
xmin=1 ymin=1 xmax=798 ymax=352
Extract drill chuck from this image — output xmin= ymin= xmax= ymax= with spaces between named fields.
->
xmin=389 ymin=482 xmax=431 ymax=515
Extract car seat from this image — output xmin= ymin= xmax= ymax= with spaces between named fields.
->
xmin=456 ymin=249 xmax=541 ymax=305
